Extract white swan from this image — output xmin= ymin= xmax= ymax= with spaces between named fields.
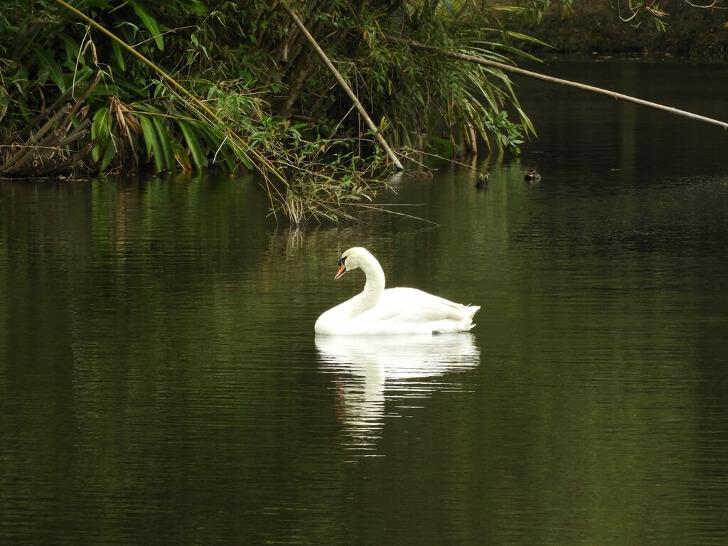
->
xmin=314 ymin=247 xmax=480 ymax=335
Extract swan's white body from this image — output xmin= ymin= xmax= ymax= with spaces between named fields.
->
xmin=315 ymin=247 xmax=480 ymax=335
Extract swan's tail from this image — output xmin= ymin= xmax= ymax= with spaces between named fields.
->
xmin=459 ymin=305 xmax=480 ymax=332
xmin=463 ymin=305 xmax=480 ymax=320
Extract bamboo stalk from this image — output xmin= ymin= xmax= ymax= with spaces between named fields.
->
xmin=279 ymin=1 xmax=404 ymax=170
xmin=58 ymin=119 xmax=92 ymax=147
xmin=397 ymin=37 xmax=728 ymax=131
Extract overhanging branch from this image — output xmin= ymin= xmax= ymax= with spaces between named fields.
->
xmin=395 ymin=37 xmax=728 ymax=132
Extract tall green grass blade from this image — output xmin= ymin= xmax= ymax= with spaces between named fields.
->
xmin=178 ymin=120 xmax=206 ymax=170
xmin=139 ymin=114 xmax=163 ymax=172
xmin=129 ymin=1 xmax=164 ymax=51
xmin=35 ymin=49 xmax=66 ymax=92
xmin=59 ymin=33 xmax=80 ymax=69
xmin=151 ymin=117 xmax=174 ymax=170
xmin=111 ymin=41 xmax=126 ymax=71
xmin=91 ymin=106 xmax=111 ymax=162
xmin=100 ymin=140 xmax=116 ymax=171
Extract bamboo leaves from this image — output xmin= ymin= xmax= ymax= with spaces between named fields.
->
xmin=178 ymin=121 xmax=206 ymax=171
xmin=138 ymin=115 xmax=169 ymax=172
xmin=152 ymin=118 xmax=174 ymax=170
xmin=137 ymin=115 xmax=156 ymax=158
xmin=100 ymin=137 xmax=117 ymax=171
xmin=35 ymin=49 xmax=67 ymax=92
xmin=1 ymin=0 xmax=562 ymax=222
xmin=111 ymin=41 xmax=126 ymax=71
xmin=129 ymin=1 xmax=164 ymax=51
xmin=91 ymin=106 xmax=111 ymax=162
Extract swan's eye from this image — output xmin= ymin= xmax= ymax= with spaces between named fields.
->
xmin=337 ymin=256 xmax=346 ymax=266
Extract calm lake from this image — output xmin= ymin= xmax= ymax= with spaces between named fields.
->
xmin=2 ymin=61 xmax=728 ymax=545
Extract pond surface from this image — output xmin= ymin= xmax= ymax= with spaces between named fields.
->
xmin=2 ymin=61 xmax=728 ymax=545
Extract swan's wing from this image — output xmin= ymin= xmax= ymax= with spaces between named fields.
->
xmin=355 ymin=287 xmax=478 ymax=324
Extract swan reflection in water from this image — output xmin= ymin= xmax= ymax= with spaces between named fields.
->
xmin=316 ymin=334 xmax=480 ymax=453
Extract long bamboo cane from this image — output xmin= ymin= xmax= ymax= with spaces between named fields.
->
xmin=279 ymin=1 xmax=405 ymax=170
xmin=397 ymin=37 xmax=728 ymax=131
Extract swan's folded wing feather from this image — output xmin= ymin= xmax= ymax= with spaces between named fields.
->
xmin=354 ymin=287 xmax=475 ymax=324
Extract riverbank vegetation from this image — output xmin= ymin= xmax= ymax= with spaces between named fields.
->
xmin=0 ymin=0 xmax=539 ymax=222
xmin=3 ymin=1 xmax=723 ymax=223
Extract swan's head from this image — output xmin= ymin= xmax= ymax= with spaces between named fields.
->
xmin=334 ymin=247 xmax=371 ymax=280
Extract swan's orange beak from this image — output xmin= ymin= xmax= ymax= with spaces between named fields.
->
xmin=334 ymin=264 xmax=347 ymax=280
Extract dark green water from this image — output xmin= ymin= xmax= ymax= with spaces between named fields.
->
xmin=2 ymin=62 xmax=728 ymax=545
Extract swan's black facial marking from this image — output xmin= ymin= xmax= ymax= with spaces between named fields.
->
xmin=334 ymin=255 xmax=348 ymax=280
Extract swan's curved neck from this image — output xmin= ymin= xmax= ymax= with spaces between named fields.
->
xmin=360 ymin=253 xmax=386 ymax=299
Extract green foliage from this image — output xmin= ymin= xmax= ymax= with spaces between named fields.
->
xmin=90 ymin=106 xmax=111 ymax=162
xmin=0 ymin=0 xmax=548 ymax=222
xmin=129 ymin=1 xmax=165 ymax=51
xmin=256 ymin=0 xmax=539 ymax=155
